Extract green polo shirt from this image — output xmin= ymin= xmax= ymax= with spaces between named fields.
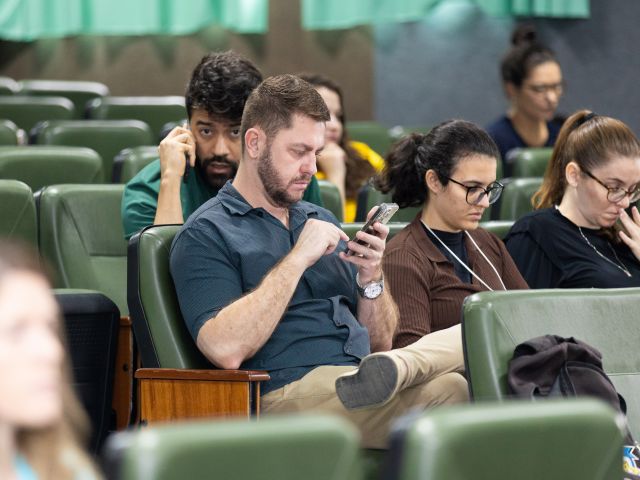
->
xmin=121 ymin=159 xmax=323 ymax=240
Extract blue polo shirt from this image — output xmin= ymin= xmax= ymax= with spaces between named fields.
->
xmin=169 ymin=182 xmax=370 ymax=394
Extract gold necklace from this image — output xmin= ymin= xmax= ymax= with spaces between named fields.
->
xmin=577 ymin=227 xmax=632 ymax=277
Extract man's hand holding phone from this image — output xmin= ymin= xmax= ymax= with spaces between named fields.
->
xmin=158 ymin=124 xmax=196 ymax=183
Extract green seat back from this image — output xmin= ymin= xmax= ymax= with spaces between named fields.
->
xmin=105 ymin=415 xmax=362 ymax=480
xmin=113 ymin=146 xmax=158 ymax=184
xmin=462 ymin=288 xmax=640 ymax=438
xmin=87 ymin=96 xmax=186 ymax=140
xmin=478 ymin=220 xmax=514 ymax=239
xmin=498 ymin=177 xmax=542 ymax=221
xmin=356 ymin=186 xmax=420 ymax=223
xmin=0 ymin=96 xmax=75 ymax=132
xmin=388 ymin=400 xmax=622 ymax=480
xmin=347 ymin=121 xmax=393 ymax=157
xmin=0 ymin=179 xmax=36 ymax=245
xmin=18 ymin=80 xmax=109 ymax=119
xmin=509 ymin=147 xmax=553 ymax=178
xmin=318 ymin=179 xmax=344 ymax=221
xmin=38 ymin=184 xmax=128 ymax=314
xmin=0 ymin=120 xmax=19 ymax=145
xmin=33 ymin=120 xmax=154 ymax=182
xmin=0 ymin=146 xmax=103 ymax=190
xmin=0 ymin=76 xmax=19 ymax=95
xmin=128 ymin=225 xmax=210 ymax=369
xmin=341 ymin=222 xmax=407 ymax=242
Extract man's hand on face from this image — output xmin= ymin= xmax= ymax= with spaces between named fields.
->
xmin=158 ymin=125 xmax=197 ymax=181
xmin=339 ymin=207 xmax=389 ymax=284
xmin=291 ymin=219 xmax=349 ymax=269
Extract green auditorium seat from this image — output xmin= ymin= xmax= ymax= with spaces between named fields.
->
xmin=462 ymin=288 xmax=640 ymax=438
xmin=0 ymin=96 xmax=75 ymax=132
xmin=113 ymin=146 xmax=158 ymax=183
xmin=17 ymin=79 xmax=109 ymax=118
xmin=508 ymin=147 xmax=553 ymax=178
xmin=37 ymin=184 xmax=128 ymax=314
xmin=0 ymin=76 xmax=19 ymax=95
xmin=341 ymin=222 xmax=407 ymax=243
xmin=385 ymin=399 xmax=623 ymax=480
xmin=478 ymin=220 xmax=514 ymax=239
xmin=347 ymin=121 xmax=394 ymax=157
xmin=0 ymin=120 xmax=19 ymax=145
xmin=86 ymin=96 xmax=187 ymax=140
xmin=0 ymin=146 xmax=103 ymax=190
xmin=498 ymin=177 xmax=542 ymax=221
xmin=104 ymin=414 xmax=362 ymax=480
xmin=32 ymin=120 xmax=154 ymax=182
xmin=355 ymin=185 xmax=420 ymax=223
xmin=0 ymin=179 xmax=36 ymax=245
xmin=127 ymin=225 xmax=269 ymax=424
xmin=318 ymin=179 xmax=344 ymax=221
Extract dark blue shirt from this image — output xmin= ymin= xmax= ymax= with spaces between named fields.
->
xmin=169 ymin=182 xmax=370 ymax=394
xmin=486 ymin=115 xmax=562 ymax=177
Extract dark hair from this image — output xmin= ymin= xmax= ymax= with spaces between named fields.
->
xmin=185 ymin=51 xmax=263 ymax=122
xmin=533 ymin=110 xmax=640 ymax=209
xmin=501 ymin=24 xmax=558 ymax=87
xmin=375 ymin=120 xmax=500 ymax=208
xmin=298 ymin=73 xmax=377 ymax=198
xmin=241 ymin=74 xmax=330 ymax=148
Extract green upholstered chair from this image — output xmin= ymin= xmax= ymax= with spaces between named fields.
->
xmin=497 ymin=177 xmax=542 ymax=221
xmin=509 ymin=147 xmax=553 ymax=178
xmin=462 ymin=288 xmax=640 ymax=438
xmin=0 ymin=96 xmax=75 ymax=132
xmin=347 ymin=121 xmax=394 ymax=157
xmin=0 ymin=76 xmax=19 ymax=95
xmin=0 ymin=120 xmax=19 ymax=145
xmin=385 ymin=399 xmax=623 ymax=480
xmin=86 ymin=96 xmax=186 ymax=140
xmin=104 ymin=414 xmax=362 ymax=480
xmin=318 ymin=179 xmax=344 ymax=221
xmin=0 ymin=146 xmax=104 ymax=190
xmin=355 ymin=185 xmax=420 ymax=223
xmin=32 ymin=120 xmax=154 ymax=182
xmin=18 ymin=79 xmax=109 ymax=119
xmin=37 ymin=184 xmax=128 ymax=315
xmin=127 ymin=225 xmax=269 ymax=423
xmin=478 ymin=220 xmax=514 ymax=239
xmin=0 ymin=179 xmax=37 ymax=246
xmin=341 ymin=222 xmax=407 ymax=243
xmin=113 ymin=146 xmax=158 ymax=183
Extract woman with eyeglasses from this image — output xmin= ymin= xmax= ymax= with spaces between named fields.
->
xmin=486 ymin=24 xmax=564 ymax=177
xmin=504 ymin=110 xmax=640 ymax=289
xmin=377 ymin=120 xmax=528 ymax=348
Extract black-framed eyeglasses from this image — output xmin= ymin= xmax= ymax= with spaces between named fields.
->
xmin=582 ymin=168 xmax=640 ymax=203
xmin=442 ymin=176 xmax=504 ymax=205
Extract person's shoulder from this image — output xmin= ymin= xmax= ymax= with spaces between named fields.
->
xmin=349 ymin=141 xmax=385 ymax=170
xmin=125 ymin=158 xmax=162 ymax=186
xmin=506 ymin=208 xmax=557 ymax=238
xmin=485 ymin=115 xmax=512 ymax=137
xmin=386 ymin=220 xmax=422 ymax=255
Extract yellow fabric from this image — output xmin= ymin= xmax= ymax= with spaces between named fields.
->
xmin=316 ymin=141 xmax=384 ymax=222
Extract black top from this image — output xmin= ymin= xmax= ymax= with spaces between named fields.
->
xmin=504 ymin=208 xmax=640 ymax=288
xmin=422 ymin=224 xmax=472 ymax=284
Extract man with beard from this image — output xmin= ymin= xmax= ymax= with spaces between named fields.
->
xmin=121 ymin=51 xmax=323 ymax=240
xmin=170 ymin=75 xmax=467 ymax=449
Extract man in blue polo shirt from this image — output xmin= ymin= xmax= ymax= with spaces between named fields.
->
xmin=121 ymin=51 xmax=322 ymax=240
xmin=170 ymin=74 xmax=467 ymax=449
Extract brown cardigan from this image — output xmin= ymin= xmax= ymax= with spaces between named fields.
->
xmin=383 ymin=217 xmax=528 ymax=348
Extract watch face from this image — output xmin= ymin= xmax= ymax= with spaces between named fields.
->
xmin=364 ymin=283 xmax=383 ymax=299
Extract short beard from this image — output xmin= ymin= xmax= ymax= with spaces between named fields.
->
xmin=196 ymin=154 xmax=238 ymax=190
xmin=257 ymin=148 xmax=310 ymax=208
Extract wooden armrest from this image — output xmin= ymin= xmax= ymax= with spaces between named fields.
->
xmin=112 ymin=316 xmax=134 ymax=430
xmin=135 ymin=368 xmax=270 ymax=425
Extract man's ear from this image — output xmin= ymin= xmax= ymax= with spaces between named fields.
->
xmin=565 ymin=161 xmax=581 ymax=188
xmin=244 ymin=127 xmax=264 ymax=159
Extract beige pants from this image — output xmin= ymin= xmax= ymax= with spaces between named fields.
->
xmin=261 ymin=325 xmax=468 ymax=449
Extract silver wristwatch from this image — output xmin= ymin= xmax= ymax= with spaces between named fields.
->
xmin=356 ymin=272 xmax=384 ymax=299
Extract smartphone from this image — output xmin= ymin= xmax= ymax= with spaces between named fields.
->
xmin=344 ymin=203 xmax=399 ymax=255
xmin=183 ymin=152 xmax=190 ymax=183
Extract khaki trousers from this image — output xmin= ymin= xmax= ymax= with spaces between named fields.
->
xmin=261 ymin=324 xmax=468 ymax=449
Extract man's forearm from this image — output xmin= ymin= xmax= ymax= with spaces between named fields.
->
xmin=154 ymin=177 xmax=184 ymax=225
xmin=357 ymin=288 xmax=398 ymax=353
xmin=196 ymin=253 xmax=307 ymax=369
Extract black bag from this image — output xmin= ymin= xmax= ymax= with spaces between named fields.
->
xmin=508 ymin=335 xmax=640 ymax=479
